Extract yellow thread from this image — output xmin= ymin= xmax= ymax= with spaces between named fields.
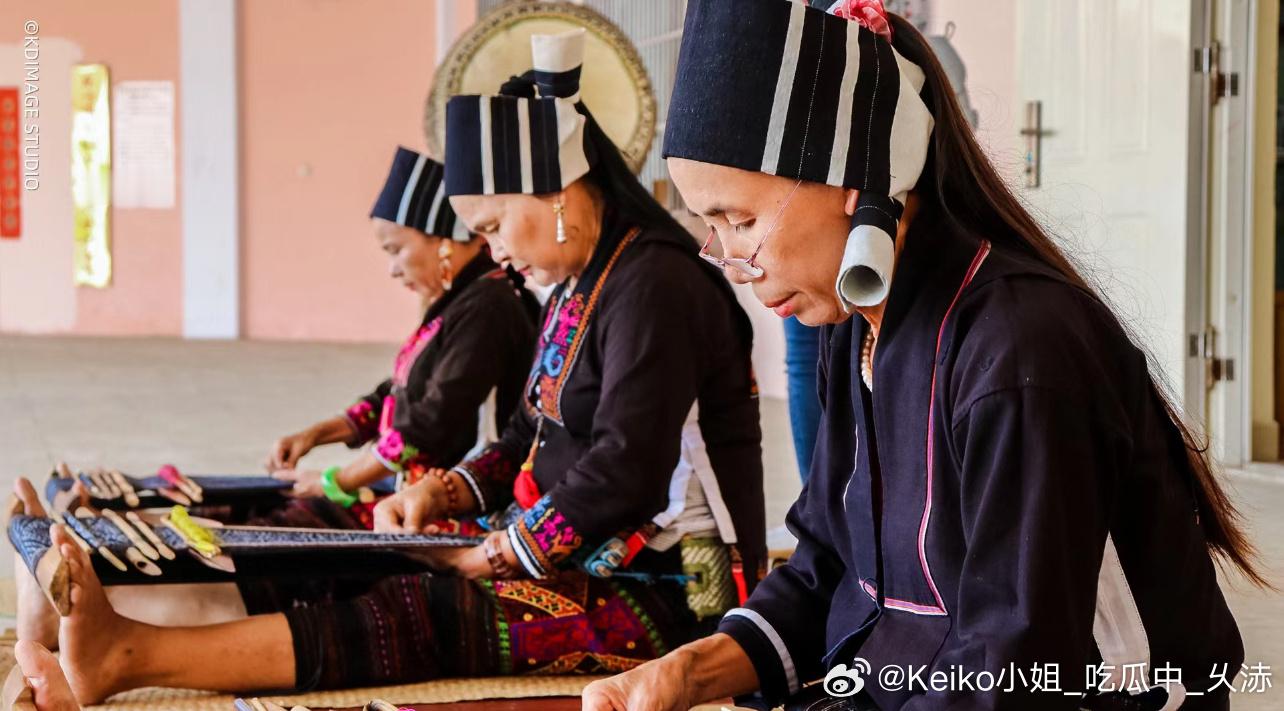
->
xmin=168 ymin=506 xmax=221 ymax=557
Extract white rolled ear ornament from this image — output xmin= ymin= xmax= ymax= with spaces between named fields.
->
xmin=837 ymin=223 xmax=896 ymax=309
xmin=836 ymin=193 xmax=905 ymax=310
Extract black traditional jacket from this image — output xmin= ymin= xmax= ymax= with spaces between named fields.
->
xmin=345 ymin=253 xmax=538 ymax=480
xmin=455 ymin=215 xmax=768 ymax=584
xmin=720 ymin=204 xmax=1243 ymax=710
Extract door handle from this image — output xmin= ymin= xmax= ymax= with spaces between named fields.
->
xmin=1018 ymin=100 xmax=1052 ymax=188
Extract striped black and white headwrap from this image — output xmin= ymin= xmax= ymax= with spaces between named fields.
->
xmin=663 ymin=0 xmax=934 ymax=309
xmin=370 ymin=147 xmax=468 ymax=241
xmin=444 ymin=29 xmax=594 ymax=197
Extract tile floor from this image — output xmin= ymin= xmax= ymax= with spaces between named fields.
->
xmin=1 ymin=335 xmax=1280 ymax=708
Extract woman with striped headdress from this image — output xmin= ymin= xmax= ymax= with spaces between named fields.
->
xmin=586 ymin=1 xmax=1253 ymax=709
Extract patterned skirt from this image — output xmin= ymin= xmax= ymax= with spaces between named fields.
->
xmin=232 ymin=498 xmax=702 ymax=691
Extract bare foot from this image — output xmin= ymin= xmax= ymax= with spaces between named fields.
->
xmin=52 ymin=525 xmax=149 ymax=705
xmin=13 ymin=479 xmax=59 ymax=648
xmin=13 ymin=640 xmax=81 ymax=711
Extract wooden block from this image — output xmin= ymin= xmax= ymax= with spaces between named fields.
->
xmin=0 ymin=664 xmax=36 ymax=711
xmin=33 ymin=546 xmax=71 ymax=617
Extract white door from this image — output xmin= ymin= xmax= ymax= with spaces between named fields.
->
xmin=1014 ymin=0 xmax=1203 ymax=423
xmin=1201 ymin=0 xmax=1257 ymax=466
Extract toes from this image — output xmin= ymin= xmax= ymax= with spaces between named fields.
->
xmin=49 ymin=528 xmax=104 ymax=616
xmin=51 ymin=527 xmax=89 ymax=574
xmin=14 ymin=640 xmax=79 ymax=711
xmin=49 ymin=525 xmax=73 ymax=556
xmin=15 ymin=478 xmax=48 ymax=518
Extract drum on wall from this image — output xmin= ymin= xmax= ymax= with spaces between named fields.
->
xmin=425 ymin=1 xmax=657 ymax=175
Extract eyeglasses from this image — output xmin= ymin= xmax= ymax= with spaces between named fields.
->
xmin=698 ymin=179 xmax=803 ymax=279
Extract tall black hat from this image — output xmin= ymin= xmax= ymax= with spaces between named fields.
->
xmin=444 ymin=29 xmax=594 ymax=197
xmin=663 ymin=0 xmax=934 ymax=308
xmin=370 ymin=147 xmax=467 ymax=240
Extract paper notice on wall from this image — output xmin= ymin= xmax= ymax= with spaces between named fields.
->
xmin=113 ymin=81 xmax=174 ymax=209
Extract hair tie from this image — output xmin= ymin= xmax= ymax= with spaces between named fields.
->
xmin=498 ymin=72 xmax=538 ymax=99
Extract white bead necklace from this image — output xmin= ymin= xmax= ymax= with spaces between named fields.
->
xmin=860 ymin=326 xmax=876 ymax=391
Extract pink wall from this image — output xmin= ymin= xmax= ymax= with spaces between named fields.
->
xmin=1 ymin=1 xmax=474 ymax=342
xmin=239 ymin=1 xmax=468 ymax=342
xmin=0 ymin=0 xmax=182 ymax=335
xmin=928 ymin=0 xmax=1023 ymax=182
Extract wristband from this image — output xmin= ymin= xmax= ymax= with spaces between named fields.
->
xmin=431 ymin=469 xmax=461 ymax=517
xmin=484 ymin=532 xmax=517 ymax=579
xmin=320 ymin=466 xmax=357 ymax=508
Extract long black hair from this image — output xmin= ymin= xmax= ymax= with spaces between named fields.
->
xmin=889 ymin=13 xmax=1266 ymax=587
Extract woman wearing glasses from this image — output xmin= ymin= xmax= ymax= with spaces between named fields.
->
xmin=44 ymin=30 xmax=766 ymax=704
xmin=586 ymin=2 xmax=1252 ymax=710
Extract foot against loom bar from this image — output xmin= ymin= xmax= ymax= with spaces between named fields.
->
xmin=3 ymin=640 xmax=81 ymax=711
xmin=12 ymin=479 xmax=65 ymax=647
xmin=51 ymin=524 xmax=150 ymax=705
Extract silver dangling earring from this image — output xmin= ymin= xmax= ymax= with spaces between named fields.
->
xmin=553 ymin=199 xmax=567 ymax=244
xmin=438 ymin=239 xmax=455 ymax=291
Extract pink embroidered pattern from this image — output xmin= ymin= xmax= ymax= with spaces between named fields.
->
xmin=374 ymin=428 xmax=422 ymax=473
xmin=535 ymin=293 xmax=585 ymax=418
xmin=367 ymin=317 xmax=446 ymax=472
xmin=344 ymin=399 xmax=380 ymax=442
xmin=525 ymin=228 xmax=640 ymax=425
xmin=392 ymin=317 xmax=443 ymax=387
xmin=514 ymin=493 xmax=583 ymax=574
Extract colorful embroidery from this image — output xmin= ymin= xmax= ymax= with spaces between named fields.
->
xmin=344 ymin=399 xmax=380 ymax=444
xmin=360 ymin=316 xmax=446 ymax=474
xmin=373 ymin=429 xmax=422 ymax=473
xmin=615 ymin=585 xmax=669 ymax=657
xmin=454 ymin=446 xmax=519 ymax=513
xmin=278 ymin=568 xmax=679 ymax=686
xmin=493 ymin=573 xmax=665 ymax=675
xmin=478 ymin=580 xmax=514 ymax=674
xmin=509 ymin=493 xmax=583 ymax=577
xmin=524 ymin=228 xmax=640 ymax=425
xmin=392 ymin=317 xmax=443 ymax=387
xmin=534 ymin=294 xmax=585 ymax=415
xmin=494 ymin=580 xmax=585 ymax=618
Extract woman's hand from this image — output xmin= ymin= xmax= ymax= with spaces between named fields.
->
xmin=583 ymin=634 xmax=759 ymax=711
xmin=372 ymin=473 xmax=449 ymax=533
xmin=581 ymin=650 xmax=697 ymax=711
xmin=412 ymin=544 xmax=491 ymax=578
xmin=266 ymin=429 xmax=318 ymax=471
xmin=270 ymin=468 xmax=325 ymax=498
